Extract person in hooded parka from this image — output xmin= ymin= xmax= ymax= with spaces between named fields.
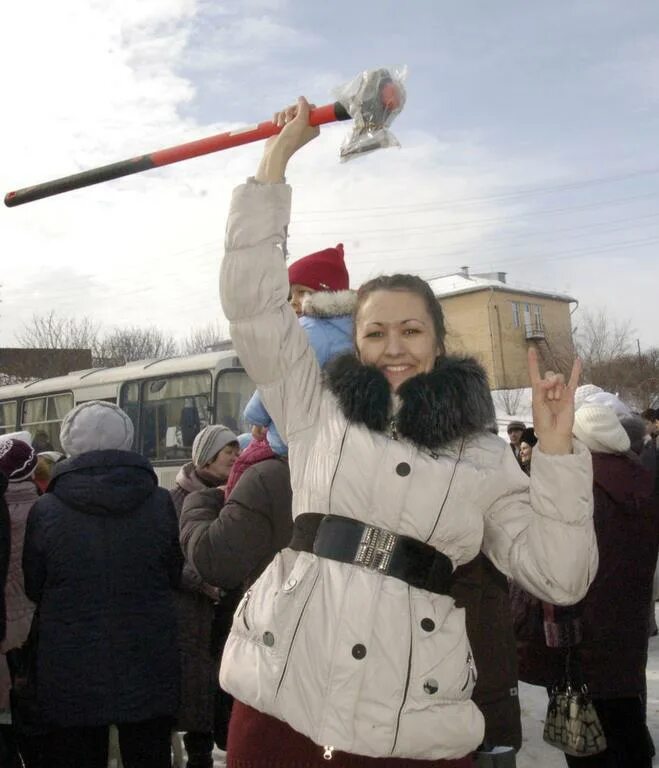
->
xmin=22 ymin=401 xmax=183 ymax=768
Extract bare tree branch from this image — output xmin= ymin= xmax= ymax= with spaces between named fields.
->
xmin=181 ymin=320 xmax=230 ymax=355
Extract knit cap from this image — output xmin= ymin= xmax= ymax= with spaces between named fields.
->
xmin=574 ymin=384 xmax=603 ymax=411
xmin=573 ymin=405 xmax=631 ymax=454
xmin=0 ymin=438 xmax=38 ymax=482
xmin=287 ymin=244 xmax=349 ymax=292
xmin=60 ymin=401 xmax=134 ymax=457
xmin=192 ymin=425 xmax=239 ymax=468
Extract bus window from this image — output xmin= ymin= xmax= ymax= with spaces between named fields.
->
xmin=0 ymin=401 xmax=18 ymax=437
xmin=215 ymin=370 xmax=255 ymax=435
xmin=119 ymin=383 xmax=139 ymax=450
xmin=21 ymin=393 xmax=74 ymax=452
xmin=141 ymin=373 xmax=211 ymax=462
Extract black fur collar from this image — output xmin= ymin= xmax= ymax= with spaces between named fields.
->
xmin=324 ymin=354 xmax=495 ymax=451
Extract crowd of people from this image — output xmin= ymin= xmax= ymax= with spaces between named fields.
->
xmin=0 ymin=98 xmax=656 ymax=768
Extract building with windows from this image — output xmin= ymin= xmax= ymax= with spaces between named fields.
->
xmin=428 ymin=268 xmax=577 ymax=388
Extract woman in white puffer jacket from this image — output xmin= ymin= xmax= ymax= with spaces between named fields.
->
xmin=218 ymin=98 xmax=598 ymax=768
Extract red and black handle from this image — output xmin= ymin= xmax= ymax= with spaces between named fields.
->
xmin=4 ymin=102 xmax=350 ymax=208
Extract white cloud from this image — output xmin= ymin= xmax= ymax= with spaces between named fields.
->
xmin=2 ymin=0 xmax=658 ymax=356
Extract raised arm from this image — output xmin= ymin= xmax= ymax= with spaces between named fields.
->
xmin=220 ymin=98 xmax=324 ymax=443
xmin=482 ymin=349 xmax=598 ymax=604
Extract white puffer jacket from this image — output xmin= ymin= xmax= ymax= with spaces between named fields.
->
xmin=219 ymin=180 xmax=597 ymax=760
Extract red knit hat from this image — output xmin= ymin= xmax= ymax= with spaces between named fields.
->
xmin=0 ymin=439 xmax=38 ymax=482
xmin=287 ymin=244 xmax=349 ymax=292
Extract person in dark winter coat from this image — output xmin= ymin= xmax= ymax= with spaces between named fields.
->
xmin=512 ymin=404 xmax=659 ymax=768
xmin=180 ymin=455 xmax=293 ymax=591
xmin=22 ymin=401 xmax=183 ymax=768
xmin=0 ymin=471 xmax=10 ymax=644
xmin=169 ymin=424 xmax=240 ymax=767
xmin=451 ymin=555 xmax=522 ymax=752
xmin=0 ymin=439 xmax=39 ymax=766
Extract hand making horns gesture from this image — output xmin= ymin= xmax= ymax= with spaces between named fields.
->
xmin=528 ymin=347 xmax=582 ymax=455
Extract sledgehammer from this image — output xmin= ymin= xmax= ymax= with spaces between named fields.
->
xmin=4 ymin=68 xmax=405 ymax=207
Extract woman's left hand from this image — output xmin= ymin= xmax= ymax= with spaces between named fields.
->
xmin=528 ymin=347 xmax=582 ymax=455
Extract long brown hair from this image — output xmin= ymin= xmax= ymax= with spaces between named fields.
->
xmin=354 ymin=274 xmax=447 ymax=356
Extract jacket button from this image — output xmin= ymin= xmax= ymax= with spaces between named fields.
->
xmin=420 ymin=618 xmax=435 ymax=632
xmin=263 ymin=631 xmax=275 ymax=647
xmin=396 ymin=462 xmax=411 ymax=477
xmin=423 ymin=679 xmax=439 ymax=695
xmin=352 ymin=644 xmax=367 ymax=660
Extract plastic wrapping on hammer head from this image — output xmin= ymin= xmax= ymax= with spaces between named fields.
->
xmin=333 ymin=66 xmax=407 ymax=162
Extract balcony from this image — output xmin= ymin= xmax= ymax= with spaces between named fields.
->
xmin=524 ymin=323 xmax=545 ymax=340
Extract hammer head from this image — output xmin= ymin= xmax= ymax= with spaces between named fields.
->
xmin=336 ymin=67 xmax=407 ymax=161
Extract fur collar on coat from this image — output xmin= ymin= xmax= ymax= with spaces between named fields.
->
xmin=324 ymin=353 xmax=495 ymax=451
xmin=301 ymin=289 xmax=357 ymax=319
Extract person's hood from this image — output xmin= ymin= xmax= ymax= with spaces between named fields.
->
xmin=592 ymin=452 xmax=654 ymax=508
xmin=49 ymin=450 xmax=157 ymax=517
xmin=301 ymin=289 xmax=357 ymax=319
xmin=175 ymin=462 xmax=208 ymax=494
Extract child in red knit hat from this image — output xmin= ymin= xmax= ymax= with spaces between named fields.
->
xmin=243 ymin=244 xmax=355 ymax=457
xmin=286 ymin=243 xmax=349 ymax=316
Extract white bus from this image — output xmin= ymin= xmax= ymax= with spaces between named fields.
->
xmin=0 ymin=348 xmax=255 ymax=489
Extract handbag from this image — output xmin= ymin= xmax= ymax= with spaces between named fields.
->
xmin=5 ymin=609 xmax=45 ymax=736
xmin=543 ymin=650 xmax=607 ymax=757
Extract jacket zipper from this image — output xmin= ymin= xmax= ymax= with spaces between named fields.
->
xmin=323 ymin=746 xmax=335 ymax=760
xmin=328 ymin=423 xmax=349 ymax=509
xmin=275 ymin=570 xmax=320 ymax=698
xmin=236 ymin=589 xmax=251 ymax=631
xmin=460 ymin=650 xmax=476 ymax=691
xmin=391 ymin=585 xmax=413 ymax=754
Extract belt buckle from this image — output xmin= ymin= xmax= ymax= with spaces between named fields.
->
xmin=354 ymin=525 xmax=397 ymax=573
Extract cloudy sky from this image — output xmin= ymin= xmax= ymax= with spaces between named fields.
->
xmin=2 ymin=0 xmax=659 ymax=350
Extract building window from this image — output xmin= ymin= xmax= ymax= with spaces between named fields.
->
xmin=512 ymin=302 xmax=520 ymax=328
xmin=532 ymin=304 xmax=543 ymax=328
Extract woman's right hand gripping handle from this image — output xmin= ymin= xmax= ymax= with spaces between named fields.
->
xmin=255 ymin=97 xmax=320 ymax=183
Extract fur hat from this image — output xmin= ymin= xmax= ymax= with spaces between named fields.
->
xmin=191 ymin=425 xmax=239 ymax=468
xmin=60 ymin=401 xmax=134 ymax=457
xmin=287 ymin=244 xmax=349 ymax=292
xmin=573 ymin=405 xmax=631 ymax=454
xmin=0 ymin=438 xmax=38 ymax=482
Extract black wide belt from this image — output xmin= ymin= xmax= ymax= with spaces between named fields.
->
xmin=290 ymin=513 xmax=454 ymax=595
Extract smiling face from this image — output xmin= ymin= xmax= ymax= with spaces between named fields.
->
xmin=355 ymin=289 xmax=441 ymax=392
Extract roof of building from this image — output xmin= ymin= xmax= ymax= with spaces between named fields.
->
xmin=427 ymin=272 xmax=577 ymax=303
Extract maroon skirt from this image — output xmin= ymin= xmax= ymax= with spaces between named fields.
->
xmin=227 ymin=700 xmax=475 ymax=768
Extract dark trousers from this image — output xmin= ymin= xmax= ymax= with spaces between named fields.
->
xmin=44 ymin=716 xmax=173 ymax=768
xmin=563 ymin=696 xmax=652 ymax=768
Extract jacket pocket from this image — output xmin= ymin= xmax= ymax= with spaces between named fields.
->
xmin=409 ymin=596 xmax=477 ymax=703
xmin=231 ymin=548 xmax=318 ymax=656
